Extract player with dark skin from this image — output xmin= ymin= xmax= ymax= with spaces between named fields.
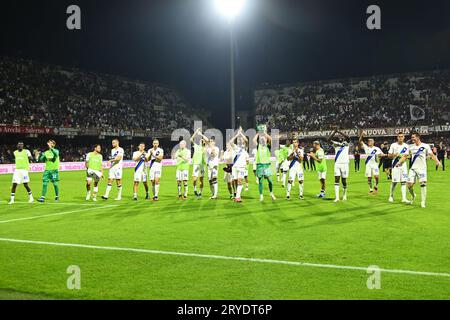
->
xmin=10 ymin=142 xmax=34 ymax=197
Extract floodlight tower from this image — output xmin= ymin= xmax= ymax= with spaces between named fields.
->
xmin=215 ymin=0 xmax=245 ymax=130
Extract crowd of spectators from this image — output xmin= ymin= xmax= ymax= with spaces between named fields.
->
xmin=0 ymin=56 xmax=207 ymax=132
xmin=255 ymin=70 xmax=450 ymax=132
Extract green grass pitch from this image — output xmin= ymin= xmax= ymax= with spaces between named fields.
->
xmin=0 ymin=160 xmax=449 ymax=300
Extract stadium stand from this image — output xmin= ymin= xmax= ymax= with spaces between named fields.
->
xmin=0 ymin=56 xmax=208 ymax=132
xmin=255 ymin=70 xmax=450 ymax=132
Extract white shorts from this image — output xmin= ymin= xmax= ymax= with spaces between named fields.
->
xmin=149 ymin=164 xmax=162 ymax=180
xmin=318 ymin=171 xmax=327 ymax=180
xmin=392 ymin=166 xmax=408 ymax=183
xmin=334 ymin=163 xmax=349 ymax=178
xmin=224 ymin=172 xmax=233 ymax=183
xmin=12 ymin=169 xmax=30 ymax=184
xmin=109 ymin=167 xmax=123 ymax=180
xmin=408 ymin=168 xmax=427 ymax=184
xmin=86 ymin=169 xmax=102 ymax=182
xmin=192 ymin=164 xmax=205 ymax=178
xmin=365 ymin=165 xmax=379 ymax=178
xmin=289 ymin=167 xmax=304 ymax=181
xmin=232 ymin=167 xmax=246 ymax=180
xmin=176 ymin=169 xmax=189 ymax=181
xmin=134 ymin=170 xmax=148 ymax=183
xmin=208 ymin=166 xmax=218 ymax=180
xmin=281 ymin=160 xmax=289 ymax=172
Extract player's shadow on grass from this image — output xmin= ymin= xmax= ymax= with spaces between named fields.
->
xmin=278 ymin=205 xmax=409 ymax=230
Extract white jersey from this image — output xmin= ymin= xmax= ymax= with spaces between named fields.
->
xmin=132 ymin=151 xmax=147 ymax=174
xmin=409 ymin=143 xmax=432 ymax=171
xmin=389 ymin=142 xmax=409 ymax=169
xmin=363 ymin=144 xmax=382 ymax=167
xmin=206 ymin=146 xmax=220 ymax=168
xmin=223 ymin=149 xmax=234 ymax=165
xmin=110 ymin=147 xmax=124 ymax=169
xmin=147 ymin=147 xmax=164 ymax=169
xmin=288 ymin=148 xmax=304 ymax=170
xmin=332 ymin=141 xmax=350 ymax=165
xmin=232 ymin=145 xmax=248 ymax=168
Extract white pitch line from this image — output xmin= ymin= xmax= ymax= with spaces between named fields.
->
xmin=0 ymin=237 xmax=449 ymax=279
xmin=9 ymin=201 xmax=108 ymax=206
xmin=0 ymin=205 xmax=118 ymax=224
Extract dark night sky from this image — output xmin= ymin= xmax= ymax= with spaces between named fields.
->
xmin=1 ymin=0 xmax=450 ymax=129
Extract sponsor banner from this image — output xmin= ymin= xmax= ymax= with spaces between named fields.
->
xmin=0 ymin=125 xmax=54 ymax=135
xmin=0 ymin=159 xmax=178 ymax=175
xmin=53 ymin=127 xmax=80 ymax=136
xmin=295 ymin=126 xmax=432 ymax=138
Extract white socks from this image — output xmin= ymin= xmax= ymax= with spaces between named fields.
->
xmin=213 ymin=182 xmax=218 ymax=197
xmin=421 ymin=185 xmax=427 ymax=206
xmin=286 ymin=182 xmax=292 ymax=197
xmin=236 ymin=184 xmax=243 ymax=198
xmin=104 ymin=184 xmax=112 ymax=197
xmin=334 ymin=184 xmax=340 ymax=200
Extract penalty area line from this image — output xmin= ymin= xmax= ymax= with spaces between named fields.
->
xmin=0 ymin=237 xmax=449 ymax=279
xmin=0 ymin=205 xmax=118 ymax=224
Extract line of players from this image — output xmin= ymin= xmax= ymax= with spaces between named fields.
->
xmin=7 ymin=128 xmax=441 ymax=207
xmin=273 ymin=129 xmax=441 ymax=208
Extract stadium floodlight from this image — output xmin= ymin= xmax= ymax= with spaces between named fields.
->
xmin=215 ymin=0 xmax=246 ymax=129
xmin=215 ymin=0 xmax=245 ymax=21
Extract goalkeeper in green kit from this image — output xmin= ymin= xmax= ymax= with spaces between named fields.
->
xmin=37 ymin=139 xmax=60 ymax=202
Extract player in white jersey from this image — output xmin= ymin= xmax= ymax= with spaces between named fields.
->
xmin=229 ymin=127 xmax=249 ymax=203
xmin=132 ymin=143 xmax=149 ymax=201
xmin=329 ymin=129 xmax=350 ymax=202
xmin=222 ymin=143 xmax=235 ymax=199
xmin=200 ymin=133 xmax=220 ymax=199
xmin=286 ymin=139 xmax=304 ymax=200
xmin=359 ymin=131 xmax=386 ymax=194
xmin=9 ymin=142 xmax=34 ymax=204
xmin=146 ymin=139 xmax=164 ymax=201
xmin=388 ymin=133 xmax=410 ymax=203
xmin=102 ymin=138 xmax=124 ymax=201
xmin=398 ymin=132 xmax=441 ymax=208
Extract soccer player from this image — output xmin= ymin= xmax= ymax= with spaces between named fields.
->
xmin=190 ymin=128 xmax=207 ymax=198
xmin=308 ymin=141 xmax=327 ymax=198
xmin=85 ymin=144 xmax=104 ymax=202
xmin=9 ymin=142 xmax=34 ymax=204
xmin=201 ymin=134 xmax=220 ymax=200
xmin=329 ymin=129 xmax=350 ymax=202
xmin=132 ymin=143 xmax=149 ymax=201
xmin=286 ymin=139 xmax=304 ymax=200
xmin=174 ymin=140 xmax=191 ymax=199
xmin=388 ymin=133 xmax=410 ymax=203
xmin=147 ymin=139 xmax=164 ymax=201
xmin=359 ymin=132 xmax=385 ymax=194
xmin=102 ymin=138 xmax=124 ymax=201
xmin=252 ymin=131 xmax=276 ymax=201
xmin=37 ymin=140 xmax=60 ymax=203
xmin=222 ymin=143 xmax=235 ymax=199
xmin=398 ymin=132 xmax=441 ymax=208
xmin=229 ymin=128 xmax=249 ymax=203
